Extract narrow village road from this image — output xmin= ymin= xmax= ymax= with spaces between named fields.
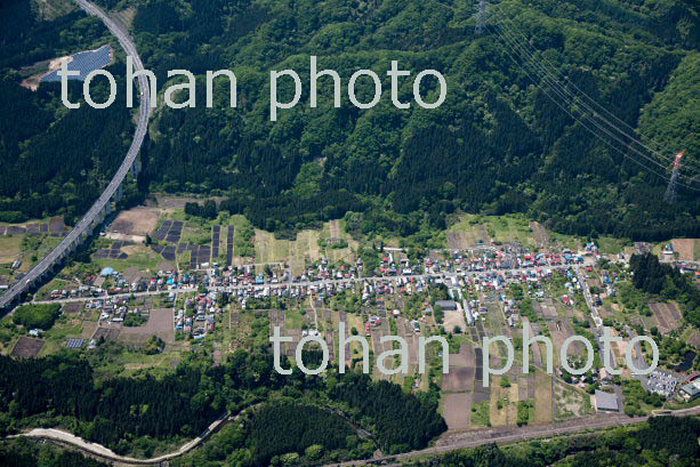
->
xmin=10 ymin=412 xmax=231 ymax=465
xmin=30 ymin=261 xmax=594 ymax=305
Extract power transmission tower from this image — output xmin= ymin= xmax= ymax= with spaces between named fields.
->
xmin=665 ymin=170 xmax=680 ymax=204
xmin=476 ymin=0 xmax=487 ymax=35
xmin=664 ymin=150 xmax=686 ymax=204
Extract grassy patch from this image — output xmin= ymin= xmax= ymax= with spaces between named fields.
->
xmin=0 ymin=235 xmax=22 ymax=263
xmin=596 ymin=236 xmax=631 ymax=255
xmin=471 ymin=400 xmax=491 ymax=427
xmin=13 ymin=304 xmax=62 ymax=330
xmin=285 ymin=308 xmax=305 ymax=330
xmin=534 ymin=371 xmax=553 ymax=423
xmin=93 ymin=245 xmax=162 ymax=272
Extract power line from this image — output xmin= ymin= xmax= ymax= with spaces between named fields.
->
xmin=665 ymin=169 xmax=680 ymax=203
xmin=665 ymin=151 xmax=686 ymax=203
xmin=486 ymin=7 xmax=700 ymax=172
xmin=492 ymin=19 xmax=669 ymax=171
xmin=481 ymin=13 xmax=699 ymax=191
xmin=486 ymin=8 xmax=700 ymax=176
xmin=483 ymin=21 xmax=699 ymax=192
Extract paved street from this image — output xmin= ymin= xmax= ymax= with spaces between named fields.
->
xmin=29 ymin=261 xmax=593 ymax=306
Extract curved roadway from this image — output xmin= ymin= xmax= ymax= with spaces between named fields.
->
xmin=0 ymin=0 xmax=151 ymax=311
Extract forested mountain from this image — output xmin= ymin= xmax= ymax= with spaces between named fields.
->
xmin=130 ymin=0 xmax=700 ymax=240
xmin=1 ymin=0 xmax=699 ymax=239
xmin=0 ymin=0 xmax=133 ymax=224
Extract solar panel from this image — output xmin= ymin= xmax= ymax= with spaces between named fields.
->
xmin=42 ymin=45 xmax=113 ymax=83
xmin=66 ymin=338 xmax=86 ymax=349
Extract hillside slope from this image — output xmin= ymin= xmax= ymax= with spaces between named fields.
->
xmin=2 ymin=0 xmax=699 ymax=240
xmin=133 ymin=0 xmax=700 ymax=240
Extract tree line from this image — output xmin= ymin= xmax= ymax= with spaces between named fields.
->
xmin=629 ymin=253 xmax=700 ymax=327
xmin=0 ymin=348 xmax=446 ymax=460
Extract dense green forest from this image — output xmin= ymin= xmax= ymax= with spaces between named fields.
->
xmin=0 ymin=349 xmax=445 ymax=461
xmin=2 ymin=0 xmax=699 ymax=240
xmin=405 ymin=416 xmax=700 ymax=467
xmin=247 ymin=402 xmax=354 ymax=465
xmin=331 ymin=371 xmax=447 ymax=453
xmin=0 ymin=0 xmax=136 ymax=224
xmin=629 ymin=253 xmax=700 ymax=327
xmin=2 ymin=414 xmax=698 ymax=467
xmin=129 ymin=0 xmax=700 ymax=240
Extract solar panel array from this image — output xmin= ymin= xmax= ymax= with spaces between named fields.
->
xmin=149 ymin=221 xmax=221 ymax=267
xmin=154 ymin=221 xmax=171 ymax=241
xmin=167 ymin=222 xmax=184 ymax=243
xmin=43 ymin=45 xmax=113 ymax=82
xmin=94 ymin=241 xmax=131 ymax=259
xmin=66 ymin=338 xmax=86 ymax=349
xmin=0 ymin=218 xmax=67 ymax=237
xmin=226 ymin=226 xmax=235 ymax=266
xmin=154 ymin=221 xmax=184 ymax=243
xmin=154 ymin=244 xmax=178 ymax=260
xmin=212 ymin=225 xmax=221 ymax=258
xmin=190 ymin=245 xmax=211 ymax=269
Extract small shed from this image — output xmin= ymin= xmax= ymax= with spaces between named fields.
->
xmin=594 ymin=390 xmax=619 ymax=412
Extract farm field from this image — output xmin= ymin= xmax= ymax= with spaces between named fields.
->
xmin=649 ymin=302 xmax=684 ymax=334
xmin=106 ymin=207 xmax=160 ymax=242
xmin=447 ymin=216 xmax=490 ymax=249
xmin=255 ymin=221 xmax=358 ymax=276
xmin=671 ymin=238 xmax=699 ymax=261
xmin=0 ymin=235 xmax=22 ymax=264
xmin=534 ymin=371 xmax=554 ymax=423
xmin=118 ymin=308 xmax=175 ymax=345
xmin=10 ymin=336 xmax=45 ymax=358
xmin=93 ymin=243 xmax=166 ymax=272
